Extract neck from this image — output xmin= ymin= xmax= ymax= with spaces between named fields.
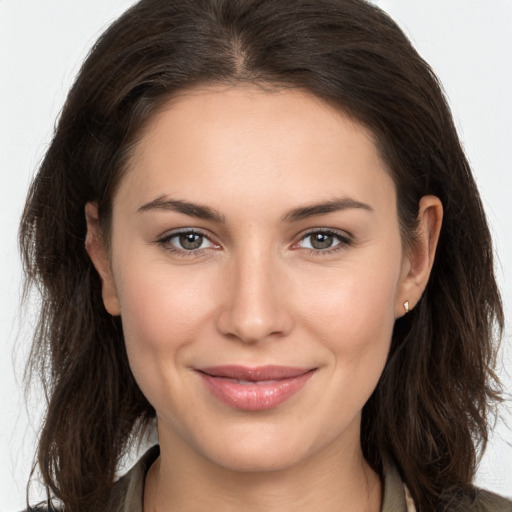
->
xmin=144 ymin=424 xmax=382 ymax=512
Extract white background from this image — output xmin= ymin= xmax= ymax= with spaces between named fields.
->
xmin=1 ymin=1 xmax=511 ymax=510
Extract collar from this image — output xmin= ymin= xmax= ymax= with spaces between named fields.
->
xmin=112 ymin=446 xmax=415 ymax=512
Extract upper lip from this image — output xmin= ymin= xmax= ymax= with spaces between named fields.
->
xmin=197 ymin=365 xmax=313 ymax=381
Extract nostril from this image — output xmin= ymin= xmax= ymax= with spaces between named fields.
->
xmin=216 ymin=303 xmax=291 ymax=344
xmin=215 ymin=259 xmax=293 ymax=342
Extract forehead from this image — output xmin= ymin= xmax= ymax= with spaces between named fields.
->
xmin=119 ymin=85 xmax=396 ymax=216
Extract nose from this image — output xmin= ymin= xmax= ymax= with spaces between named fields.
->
xmin=216 ymin=247 xmax=293 ymax=344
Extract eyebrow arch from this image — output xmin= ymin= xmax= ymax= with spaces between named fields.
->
xmin=282 ymin=197 xmax=374 ymax=223
xmin=137 ymin=196 xmax=225 ymax=223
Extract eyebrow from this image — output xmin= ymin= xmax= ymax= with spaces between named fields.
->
xmin=281 ymin=197 xmax=374 ymax=222
xmin=137 ymin=196 xmax=226 ymax=223
xmin=137 ymin=195 xmax=373 ymax=224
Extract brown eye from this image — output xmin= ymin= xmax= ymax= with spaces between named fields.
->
xmin=309 ymin=232 xmax=335 ymax=250
xmin=159 ymin=230 xmax=216 ymax=253
xmin=179 ymin=233 xmax=204 ymax=250
xmin=297 ymin=230 xmax=350 ymax=252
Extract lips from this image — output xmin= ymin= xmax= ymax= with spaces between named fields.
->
xmin=197 ymin=365 xmax=315 ymax=411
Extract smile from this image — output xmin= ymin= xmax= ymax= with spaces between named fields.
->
xmin=196 ymin=365 xmax=316 ymax=411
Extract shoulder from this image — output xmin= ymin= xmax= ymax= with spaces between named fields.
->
xmin=383 ymin=459 xmax=512 ymax=512
xmin=106 ymin=444 xmax=160 ymax=512
xmin=440 ymin=487 xmax=512 ymax=512
xmin=464 ymin=489 xmax=512 ymax=512
xmin=23 ymin=505 xmax=60 ymax=512
xmin=24 ymin=446 xmax=160 ymax=512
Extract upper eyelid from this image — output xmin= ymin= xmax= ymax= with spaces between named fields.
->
xmin=293 ymin=228 xmax=353 ymax=252
xmin=155 ymin=229 xmax=219 ymax=258
xmin=156 ymin=228 xmax=219 ymax=251
xmin=158 ymin=227 xmax=214 ymax=241
xmin=297 ymin=227 xmax=352 ymax=241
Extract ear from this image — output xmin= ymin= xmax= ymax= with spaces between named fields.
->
xmin=395 ymin=195 xmax=443 ymax=317
xmin=85 ymin=202 xmax=121 ymax=316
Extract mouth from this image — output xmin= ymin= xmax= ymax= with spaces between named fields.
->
xmin=196 ymin=365 xmax=316 ymax=411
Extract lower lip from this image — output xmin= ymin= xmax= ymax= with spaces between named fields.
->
xmin=198 ymin=370 xmax=315 ymax=411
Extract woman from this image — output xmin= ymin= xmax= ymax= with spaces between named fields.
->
xmin=19 ymin=0 xmax=511 ymax=511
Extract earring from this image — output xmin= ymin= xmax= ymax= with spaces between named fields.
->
xmin=403 ymin=301 xmax=410 ymax=314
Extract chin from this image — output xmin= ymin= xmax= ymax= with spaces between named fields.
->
xmin=206 ymin=441 xmax=308 ymax=474
xmin=187 ymin=416 xmax=351 ymax=475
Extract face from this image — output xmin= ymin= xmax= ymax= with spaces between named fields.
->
xmin=87 ymin=86 xmax=434 ymax=474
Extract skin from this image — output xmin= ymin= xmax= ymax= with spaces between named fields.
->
xmin=86 ymin=86 xmax=442 ymax=512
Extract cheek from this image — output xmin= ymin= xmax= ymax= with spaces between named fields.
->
xmin=300 ymin=255 xmax=401 ymax=344
xmin=296 ymin=246 xmax=402 ymax=397
xmin=111 ymin=259 xmax=225 ymax=421
xmin=113 ymin=258 xmax=217 ymax=369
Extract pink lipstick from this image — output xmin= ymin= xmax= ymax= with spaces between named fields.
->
xmin=197 ymin=365 xmax=315 ymax=411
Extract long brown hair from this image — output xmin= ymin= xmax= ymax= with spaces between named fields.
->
xmin=20 ymin=1 xmax=504 ymax=510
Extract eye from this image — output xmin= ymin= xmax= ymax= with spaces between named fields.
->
xmin=158 ymin=230 xmax=218 ymax=254
xmin=297 ymin=230 xmax=351 ymax=252
xmin=174 ymin=232 xmax=208 ymax=250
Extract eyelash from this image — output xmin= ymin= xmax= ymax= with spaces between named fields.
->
xmin=156 ymin=228 xmax=218 ymax=258
xmin=155 ymin=228 xmax=353 ymax=257
xmin=295 ymin=229 xmax=352 ymax=256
